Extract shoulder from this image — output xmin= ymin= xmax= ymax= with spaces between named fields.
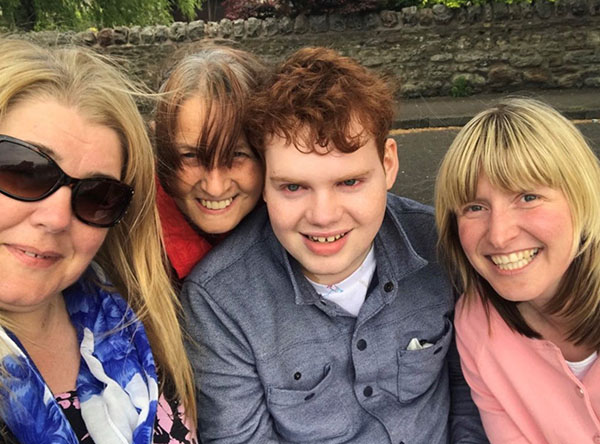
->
xmin=456 ymin=295 xmax=488 ymax=329
xmin=386 ymin=193 xmax=434 ymax=220
xmin=455 ymin=295 xmax=502 ymax=357
xmin=185 ymin=206 xmax=272 ymax=286
xmin=385 ymin=193 xmax=435 ymax=236
xmin=182 ymin=206 xmax=290 ymax=313
xmin=384 ymin=193 xmax=437 ymax=258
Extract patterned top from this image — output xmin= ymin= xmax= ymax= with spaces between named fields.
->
xmin=56 ymin=391 xmax=196 ymax=444
xmin=0 ymin=391 xmax=196 ymax=444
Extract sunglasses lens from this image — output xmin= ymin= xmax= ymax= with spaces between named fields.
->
xmin=0 ymin=139 xmax=61 ymax=199
xmin=73 ymin=180 xmax=133 ymax=227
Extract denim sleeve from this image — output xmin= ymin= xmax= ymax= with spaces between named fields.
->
xmin=181 ymin=281 xmax=281 ymax=443
xmin=448 ymin=332 xmax=490 ymax=443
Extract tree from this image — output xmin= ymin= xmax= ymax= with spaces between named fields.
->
xmin=0 ymin=0 xmax=203 ymax=30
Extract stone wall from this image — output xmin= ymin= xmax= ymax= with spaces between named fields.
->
xmin=23 ymin=1 xmax=600 ymax=97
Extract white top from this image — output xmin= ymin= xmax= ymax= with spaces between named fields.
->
xmin=307 ymin=245 xmax=376 ymax=317
xmin=566 ymin=351 xmax=598 ymax=381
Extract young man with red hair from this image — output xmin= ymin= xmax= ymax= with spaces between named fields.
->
xmin=182 ymin=47 xmax=486 ymax=443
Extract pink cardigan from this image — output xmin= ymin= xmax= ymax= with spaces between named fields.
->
xmin=455 ymin=295 xmax=600 ymax=444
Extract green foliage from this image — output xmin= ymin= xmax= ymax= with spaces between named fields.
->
xmin=421 ymin=0 xmax=533 ymax=9
xmin=450 ymin=76 xmax=473 ymax=97
xmin=176 ymin=0 xmax=200 ymax=20
xmin=0 ymin=0 xmax=203 ymax=30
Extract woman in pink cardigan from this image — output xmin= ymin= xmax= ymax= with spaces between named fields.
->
xmin=435 ymin=98 xmax=600 ymax=443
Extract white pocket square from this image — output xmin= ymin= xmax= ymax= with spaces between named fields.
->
xmin=406 ymin=337 xmax=434 ymax=351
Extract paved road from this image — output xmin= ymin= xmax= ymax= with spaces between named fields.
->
xmin=389 ymin=121 xmax=600 ymax=206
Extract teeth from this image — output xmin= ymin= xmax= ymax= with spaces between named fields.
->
xmin=308 ymin=233 xmax=345 ymax=243
xmin=22 ymin=250 xmax=51 ymax=259
xmin=200 ymin=198 xmax=233 ymax=210
xmin=490 ymin=248 xmax=539 ymax=271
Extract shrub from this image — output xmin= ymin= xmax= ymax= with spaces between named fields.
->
xmin=223 ymin=0 xmax=380 ymax=20
xmin=381 ymin=0 xmax=421 ymax=9
xmin=291 ymin=0 xmax=380 ymax=15
xmin=450 ymin=76 xmax=473 ymax=97
xmin=223 ymin=0 xmax=288 ymax=20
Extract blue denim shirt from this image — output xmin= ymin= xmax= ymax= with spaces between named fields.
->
xmin=182 ymin=194 xmax=487 ymax=443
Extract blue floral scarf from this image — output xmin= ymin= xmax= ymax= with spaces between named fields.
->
xmin=0 ymin=266 xmax=158 ymax=444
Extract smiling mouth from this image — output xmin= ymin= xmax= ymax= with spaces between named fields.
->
xmin=198 ymin=197 xmax=234 ymax=210
xmin=490 ymin=248 xmax=540 ymax=271
xmin=305 ymin=232 xmax=348 ymax=243
xmin=14 ymin=246 xmax=60 ymax=260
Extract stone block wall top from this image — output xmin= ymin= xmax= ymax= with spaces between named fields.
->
xmin=25 ymin=0 xmax=599 ymax=48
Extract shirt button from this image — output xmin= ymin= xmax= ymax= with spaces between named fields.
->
xmin=357 ymin=339 xmax=367 ymax=350
xmin=577 ymin=386 xmax=584 ymax=397
xmin=383 ymin=282 xmax=394 ymax=292
xmin=363 ymin=386 xmax=373 ymax=397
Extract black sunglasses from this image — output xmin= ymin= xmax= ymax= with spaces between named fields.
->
xmin=0 ymin=134 xmax=134 ymax=228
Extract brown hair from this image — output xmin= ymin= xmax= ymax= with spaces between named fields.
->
xmin=245 ymin=47 xmax=395 ymax=159
xmin=435 ymin=97 xmax=600 ymax=348
xmin=154 ymin=44 xmax=268 ymax=196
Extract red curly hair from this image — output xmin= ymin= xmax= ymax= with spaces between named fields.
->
xmin=245 ymin=47 xmax=395 ymax=160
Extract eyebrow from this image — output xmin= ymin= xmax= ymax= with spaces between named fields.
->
xmin=27 ymin=141 xmax=62 ymax=162
xmin=269 ymin=169 xmax=372 ymax=183
xmin=27 ymin=140 xmax=120 ymax=181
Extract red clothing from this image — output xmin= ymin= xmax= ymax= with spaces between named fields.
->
xmin=155 ymin=180 xmax=212 ymax=279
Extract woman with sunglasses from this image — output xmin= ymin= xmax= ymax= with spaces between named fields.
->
xmin=436 ymin=98 xmax=600 ymax=443
xmin=153 ymin=45 xmax=267 ymax=284
xmin=0 ymin=38 xmax=196 ymax=443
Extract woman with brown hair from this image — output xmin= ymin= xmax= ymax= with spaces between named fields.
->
xmin=154 ymin=45 xmax=268 ymax=283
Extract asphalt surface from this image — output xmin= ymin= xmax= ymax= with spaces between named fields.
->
xmin=389 ymin=89 xmax=600 ymax=206
xmin=394 ymin=88 xmax=600 ymax=130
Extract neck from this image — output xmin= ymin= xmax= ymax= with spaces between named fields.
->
xmin=3 ymin=293 xmax=67 ymax=344
xmin=519 ymin=299 xmax=565 ymax=329
xmin=519 ymin=300 xmax=596 ymax=361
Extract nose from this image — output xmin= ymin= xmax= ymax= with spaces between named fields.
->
xmin=200 ymin=167 xmax=232 ymax=198
xmin=29 ymin=186 xmax=73 ymax=233
xmin=487 ymin=208 xmax=519 ymax=249
xmin=306 ymin=190 xmax=342 ymax=227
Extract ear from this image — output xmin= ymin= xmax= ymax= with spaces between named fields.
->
xmin=382 ymin=138 xmax=399 ymax=190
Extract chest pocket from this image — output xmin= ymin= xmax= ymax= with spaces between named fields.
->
xmin=266 ymin=363 xmax=351 ymax=442
xmin=396 ymin=317 xmax=453 ymax=403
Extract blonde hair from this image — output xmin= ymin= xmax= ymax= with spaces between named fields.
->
xmin=435 ymin=97 xmax=600 ymax=346
xmin=154 ymin=43 xmax=268 ymax=196
xmin=0 ymin=38 xmax=196 ymax=421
